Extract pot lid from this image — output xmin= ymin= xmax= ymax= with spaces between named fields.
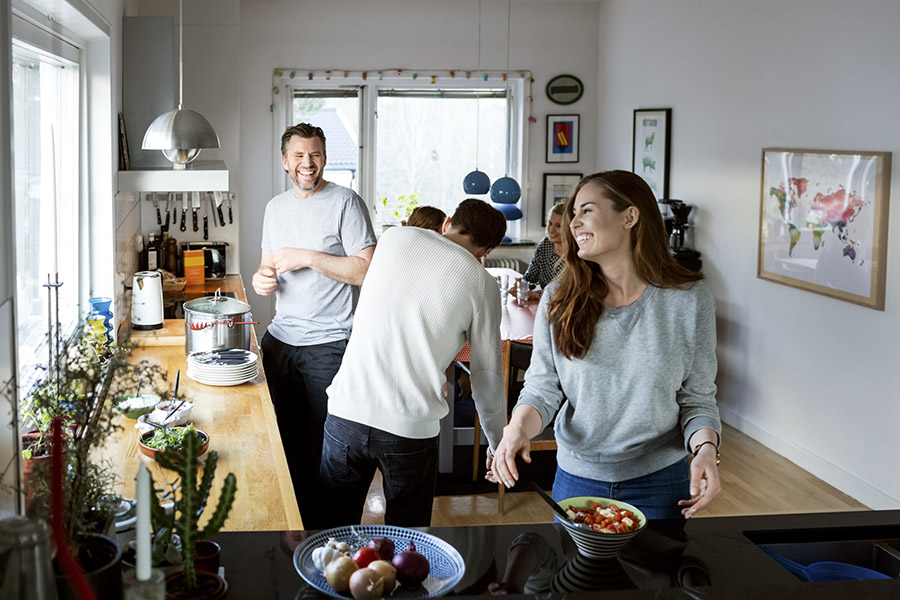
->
xmin=184 ymin=294 xmax=250 ymax=315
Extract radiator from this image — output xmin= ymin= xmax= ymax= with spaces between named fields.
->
xmin=485 ymin=257 xmax=525 ymax=271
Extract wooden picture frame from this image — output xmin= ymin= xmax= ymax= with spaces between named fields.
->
xmin=758 ymin=147 xmax=892 ymax=310
xmin=546 ymin=114 xmax=580 ymax=163
xmin=542 ymin=173 xmax=582 ymax=225
xmin=632 ymin=108 xmax=671 ymax=200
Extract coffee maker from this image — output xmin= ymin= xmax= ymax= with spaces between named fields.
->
xmin=660 ymin=199 xmax=702 ymax=272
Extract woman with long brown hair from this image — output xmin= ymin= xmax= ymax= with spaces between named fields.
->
xmin=487 ymin=170 xmax=722 ymax=519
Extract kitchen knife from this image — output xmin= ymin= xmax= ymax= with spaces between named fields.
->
xmin=211 ymin=193 xmax=219 ymax=228
xmin=168 ymin=192 xmax=175 ymax=226
xmin=227 ymin=192 xmax=234 ymax=224
xmin=191 ymin=192 xmax=200 ymax=232
xmin=152 ymin=193 xmax=161 ymax=225
xmin=202 ymin=195 xmax=209 ymax=240
xmin=214 ymin=191 xmax=226 ymax=226
xmin=180 ymin=193 xmax=187 ymax=232
xmin=162 ymin=193 xmax=170 ymax=229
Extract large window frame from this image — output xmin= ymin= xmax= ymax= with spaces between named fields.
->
xmin=272 ymin=71 xmax=529 ymax=238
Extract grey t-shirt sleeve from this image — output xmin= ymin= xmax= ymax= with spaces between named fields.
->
xmin=340 ymin=192 xmax=377 ymax=256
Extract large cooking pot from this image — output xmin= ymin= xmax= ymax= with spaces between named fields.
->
xmin=183 ymin=291 xmax=258 ymax=355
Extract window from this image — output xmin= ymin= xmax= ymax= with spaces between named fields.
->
xmin=11 ymin=14 xmax=81 ymax=391
xmin=279 ymin=72 xmax=526 ymax=235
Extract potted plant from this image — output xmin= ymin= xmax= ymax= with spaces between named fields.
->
xmin=379 ymin=192 xmax=421 ymax=226
xmin=149 ymin=428 xmax=237 ymax=599
xmin=9 ymin=298 xmax=171 ymax=598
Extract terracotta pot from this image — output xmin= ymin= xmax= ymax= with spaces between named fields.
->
xmin=21 ymin=432 xmax=53 ymax=511
xmin=194 ymin=540 xmax=221 ymax=573
xmin=165 ymin=570 xmax=228 ymax=599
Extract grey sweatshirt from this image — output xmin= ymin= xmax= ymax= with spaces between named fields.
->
xmin=517 ymin=280 xmax=721 ymax=482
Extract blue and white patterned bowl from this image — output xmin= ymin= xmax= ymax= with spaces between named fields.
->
xmin=294 ymin=525 xmax=465 ymax=599
xmin=556 ymin=496 xmax=647 ymax=559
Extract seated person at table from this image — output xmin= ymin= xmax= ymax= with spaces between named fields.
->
xmin=322 ymin=199 xmax=508 ymax=527
xmin=406 ymin=205 xmax=447 ymax=232
xmin=523 ymin=202 xmax=566 ymax=289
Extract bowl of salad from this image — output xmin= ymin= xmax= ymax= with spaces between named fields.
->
xmin=138 ymin=424 xmax=209 ymax=464
xmin=114 ymin=394 xmax=160 ymax=419
xmin=555 ymin=496 xmax=646 ymax=559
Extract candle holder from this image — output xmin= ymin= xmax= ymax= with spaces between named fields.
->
xmin=123 ymin=567 xmax=165 ymax=600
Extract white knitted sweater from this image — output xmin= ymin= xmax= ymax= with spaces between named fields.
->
xmin=326 ymin=227 xmax=507 ymax=451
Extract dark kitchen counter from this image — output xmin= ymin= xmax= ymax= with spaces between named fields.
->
xmin=209 ymin=510 xmax=900 ymax=598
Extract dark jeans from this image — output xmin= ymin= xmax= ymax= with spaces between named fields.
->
xmin=261 ymin=332 xmax=347 ymax=530
xmin=320 ymin=414 xmax=439 ymax=528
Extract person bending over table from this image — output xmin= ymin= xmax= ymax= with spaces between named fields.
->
xmin=322 ymin=199 xmax=509 ymax=527
xmin=487 ymin=170 xmax=722 ymax=520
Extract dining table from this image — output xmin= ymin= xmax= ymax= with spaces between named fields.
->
xmin=437 ymin=267 xmax=539 ymax=474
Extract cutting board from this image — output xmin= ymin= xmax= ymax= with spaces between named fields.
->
xmin=128 ymin=319 xmax=186 ymax=347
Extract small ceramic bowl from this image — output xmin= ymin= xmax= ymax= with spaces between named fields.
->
xmin=138 ymin=426 xmax=209 ymax=464
xmin=555 ymin=496 xmax=647 ymax=559
xmin=146 ymin=401 xmax=194 ymax=427
xmin=114 ymin=394 xmax=160 ymax=419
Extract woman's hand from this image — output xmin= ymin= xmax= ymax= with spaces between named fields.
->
xmin=485 ymin=422 xmax=533 ymax=489
xmin=678 ymin=444 xmax=721 ymax=518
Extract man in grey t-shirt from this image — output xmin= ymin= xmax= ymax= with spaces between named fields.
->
xmin=252 ymin=123 xmax=376 ymax=529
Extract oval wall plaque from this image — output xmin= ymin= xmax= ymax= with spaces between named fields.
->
xmin=546 ymin=74 xmax=584 ymax=105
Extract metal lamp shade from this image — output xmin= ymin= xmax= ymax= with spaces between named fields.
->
xmin=463 ymin=170 xmax=491 ymax=195
xmin=490 ymin=176 xmax=521 ymax=204
xmin=494 ymin=203 xmax=523 ymax=220
xmin=142 ymin=108 xmax=220 ymax=169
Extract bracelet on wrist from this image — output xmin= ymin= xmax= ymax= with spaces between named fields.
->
xmin=691 ymin=440 xmax=721 ymax=465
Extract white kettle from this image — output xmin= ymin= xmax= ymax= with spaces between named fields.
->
xmin=132 ymin=271 xmax=164 ymax=330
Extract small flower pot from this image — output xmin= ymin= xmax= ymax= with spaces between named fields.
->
xmin=194 ymin=540 xmax=221 ymax=573
xmin=165 ymin=570 xmax=227 ymax=600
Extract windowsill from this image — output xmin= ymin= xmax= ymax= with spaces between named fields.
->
xmin=501 ymin=238 xmax=535 ymax=247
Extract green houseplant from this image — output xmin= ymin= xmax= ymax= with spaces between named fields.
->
xmin=149 ymin=428 xmax=237 ymax=598
xmin=380 ymin=192 xmax=421 ymax=223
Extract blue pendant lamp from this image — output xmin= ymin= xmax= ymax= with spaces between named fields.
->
xmin=490 ymin=0 xmax=521 ymax=244
xmin=464 ymin=170 xmax=491 ymax=194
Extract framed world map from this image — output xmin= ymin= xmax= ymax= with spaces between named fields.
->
xmin=757 ymin=148 xmax=892 ymax=310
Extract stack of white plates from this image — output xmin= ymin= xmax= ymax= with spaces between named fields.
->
xmin=187 ymin=348 xmax=259 ymax=386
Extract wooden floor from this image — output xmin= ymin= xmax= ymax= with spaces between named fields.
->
xmin=360 ymin=423 xmax=868 ymax=527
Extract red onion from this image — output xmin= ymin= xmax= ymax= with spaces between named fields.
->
xmin=391 ymin=541 xmax=430 ymax=586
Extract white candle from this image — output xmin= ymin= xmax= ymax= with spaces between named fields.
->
xmin=136 ymin=463 xmax=151 ymax=581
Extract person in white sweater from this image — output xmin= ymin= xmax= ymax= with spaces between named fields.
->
xmin=322 ymin=199 xmax=509 ymax=527
xmin=488 ymin=170 xmax=722 ymax=520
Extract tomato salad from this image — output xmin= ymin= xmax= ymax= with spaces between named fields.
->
xmin=565 ymin=502 xmax=641 ymax=534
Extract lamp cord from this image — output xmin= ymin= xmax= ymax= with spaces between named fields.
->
xmin=178 ymin=0 xmax=183 ymax=109
xmin=475 ymin=0 xmax=482 ymax=170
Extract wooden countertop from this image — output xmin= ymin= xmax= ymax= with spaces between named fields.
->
xmin=106 ymin=275 xmax=303 ymax=531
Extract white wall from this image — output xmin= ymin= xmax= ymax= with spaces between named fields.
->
xmin=596 ymin=0 xmax=900 ymax=508
xmin=237 ymin=0 xmax=601 ymax=330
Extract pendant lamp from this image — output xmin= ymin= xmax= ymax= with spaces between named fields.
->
xmin=491 ymin=0 xmax=522 ymax=236
xmin=142 ymin=0 xmax=220 ymax=169
xmin=463 ymin=0 xmax=490 ymax=195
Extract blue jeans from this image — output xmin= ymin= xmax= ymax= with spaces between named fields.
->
xmin=261 ymin=332 xmax=347 ymax=530
xmin=551 ymin=457 xmax=691 ymax=521
xmin=320 ymin=414 xmax=439 ymax=528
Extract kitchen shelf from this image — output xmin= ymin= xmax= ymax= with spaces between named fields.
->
xmin=117 ymin=160 xmax=229 ymax=192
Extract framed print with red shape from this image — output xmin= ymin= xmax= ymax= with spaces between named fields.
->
xmin=546 ymin=114 xmax=579 ymax=163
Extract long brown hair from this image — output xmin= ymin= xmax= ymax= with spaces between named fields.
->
xmin=547 ymin=171 xmax=704 ymax=359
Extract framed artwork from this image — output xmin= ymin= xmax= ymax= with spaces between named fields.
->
xmin=632 ymin=108 xmax=671 ymax=200
xmin=758 ymin=148 xmax=892 ymax=310
xmin=542 ymin=173 xmax=583 ymax=224
xmin=546 ymin=114 xmax=580 ymax=163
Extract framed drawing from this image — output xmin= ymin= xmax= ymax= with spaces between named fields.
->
xmin=632 ymin=108 xmax=671 ymax=200
xmin=758 ymin=148 xmax=892 ymax=310
xmin=546 ymin=114 xmax=580 ymax=163
xmin=542 ymin=173 xmax=583 ymax=224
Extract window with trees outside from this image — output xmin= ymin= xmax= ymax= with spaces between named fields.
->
xmin=279 ymin=72 xmax=526 ymax=236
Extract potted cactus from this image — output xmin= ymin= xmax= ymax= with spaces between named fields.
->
xmin=149 ymin=428 xmax=236 ymax=599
